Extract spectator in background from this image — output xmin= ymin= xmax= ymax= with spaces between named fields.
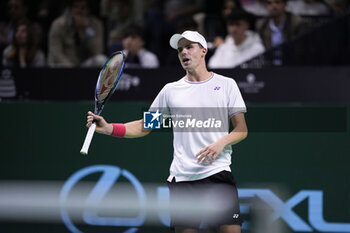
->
xmin=202 ymin=0 xmax=226 ymax=42
xmin=204 ymin=0 xmax=245 ymax=50
xmin=143 ymin=0 xmax=164 ymax=60
xmin=35 ymin=0 xmax=66 ymax=54
xmin=144 ymin=0 xmax=204 ymax=65
xmin=164 ymin=0 xmax=204 ymax=26
xmin=256 ymin=0 xmax=309 ymax=65
xmin=0 ymin=0 xmax=28 ymax=51
xmin=101 ymin=0 xmax=144 ymax=55
xmin=256 ymin=0 xmax=309 ymax=48
xmin=287 ymin=0 xmax=331 ymax=16
xmin=122 ymin=25 xmax=159 ymax=68
xmin=2 ymin=20 xmax=45 ymax=68
xmin=242 ymin=0 xmax=269 ymax=16
xmin=48 ymin=0 xmax=106 ymax=67
xmin=324 ymin=0 xmax=349 ymax=15
xmin=0 ymin=0 xmax=42 ymax=54
xmin=222 ymin=0 xmax=244 ymax=17
xmin=208 ymin=10 xmax=265 ymax=68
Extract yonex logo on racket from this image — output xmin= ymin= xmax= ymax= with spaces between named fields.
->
xmin=143 ymin=110 xmax=162 ymax=129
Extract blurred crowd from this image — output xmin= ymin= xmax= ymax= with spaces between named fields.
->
xmin=0 ymin=0 xmax=349 ymax=69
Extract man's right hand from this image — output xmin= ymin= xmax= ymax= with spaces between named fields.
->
xmin=86 ymin=111 xmax=113 ymax=135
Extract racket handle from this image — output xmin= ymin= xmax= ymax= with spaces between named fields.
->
xmin=80 ymin=123 xmax=96 ymax=155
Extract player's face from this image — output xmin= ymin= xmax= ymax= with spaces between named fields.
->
xmin=177 ymin=39 xmax=205 ymax=70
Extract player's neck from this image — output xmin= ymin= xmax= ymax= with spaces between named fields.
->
xmin=186 ymin=66 xmax=211 ymax=83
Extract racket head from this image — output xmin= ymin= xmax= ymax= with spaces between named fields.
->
xmin=94 ymin=51 xmax=126 ymax=114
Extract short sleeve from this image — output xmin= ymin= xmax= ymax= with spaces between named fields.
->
xmin=149 ymin=84 xmax=171 ymax=116
xmin=227 ymin=79 xmax=247 ymax=117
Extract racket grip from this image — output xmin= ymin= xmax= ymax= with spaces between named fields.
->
xmin=80 ymin=123 xmax=96 ymax=155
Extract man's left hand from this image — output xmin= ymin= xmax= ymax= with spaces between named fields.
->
xmin=195 ymin=139 xmax=226 ymax=165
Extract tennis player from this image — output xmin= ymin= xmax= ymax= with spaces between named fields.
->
xmin=86 ymin=30 xmax=248 ymax=233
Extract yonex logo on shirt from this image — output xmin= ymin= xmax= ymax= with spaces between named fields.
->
xmin=214 ymin=86 xmax=221 ymax=90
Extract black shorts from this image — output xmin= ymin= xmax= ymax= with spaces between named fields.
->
xmin=167 ymin=170 xmax=242 ymax=229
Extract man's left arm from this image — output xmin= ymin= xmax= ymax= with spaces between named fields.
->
xmin=195 ymin=112 xmax=248 ymax=164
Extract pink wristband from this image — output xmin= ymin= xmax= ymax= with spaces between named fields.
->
xmin=111 ymin=123 xmax=126 ymax=138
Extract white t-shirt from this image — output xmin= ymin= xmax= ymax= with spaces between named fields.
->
xmin=149 ymin=72 xmax=246 ymax=182
xmin=123 ymin=48 xmax=159 ymax=68
xmin=208 ymin=31 xmax=265 ymax=69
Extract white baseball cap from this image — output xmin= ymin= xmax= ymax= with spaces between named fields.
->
xmin=169 ymin=31 xmax=207 ymax=50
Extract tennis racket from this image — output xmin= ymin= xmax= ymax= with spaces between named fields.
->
xmin=80 ymin=51 xmax=126 ymax=154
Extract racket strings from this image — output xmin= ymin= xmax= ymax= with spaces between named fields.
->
xmin=94 ymin=52 xmax=125 ymax=114
xmin=96 ymin=53 xmax=124 ymax=101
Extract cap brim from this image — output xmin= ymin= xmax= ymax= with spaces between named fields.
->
xmin=169 ymin=34 xmax=183 ymax=49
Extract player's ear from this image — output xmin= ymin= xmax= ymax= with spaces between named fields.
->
xmin=201 ymin=48 xmax=207 ymax=58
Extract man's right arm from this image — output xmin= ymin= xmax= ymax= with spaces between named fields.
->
xmin=124 ymin=119 xmax=152 ymax=138
xmin=86 ymin=111 xmax=151 ymax=138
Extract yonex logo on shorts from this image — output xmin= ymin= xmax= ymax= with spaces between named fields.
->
xmin=143 ymin=110 xmax=162 ymax=129
xmin=233 ymin=214 xmax=239 ymax=219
